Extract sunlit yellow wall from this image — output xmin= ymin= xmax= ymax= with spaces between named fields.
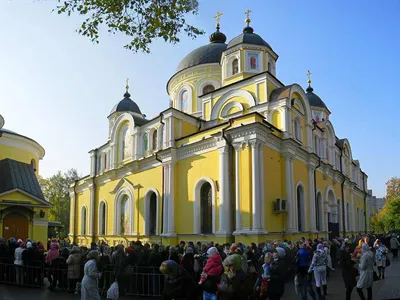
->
xmin=240 ymin=147 xmax=252 ymax=229
xmin=0 ymin=144 xmax=40 ymax=175
xmin=267 ymin=81 xmax=277 ymax=100
xmin=180 ymin=120 xmax=198 ymax=138
xmin=263 ymin=147 xmax=283 ymax=232
xmin=271 ymin=111 xmax=282 ymax=130
xmin=175 ymin=150 xmax=220 ymax=234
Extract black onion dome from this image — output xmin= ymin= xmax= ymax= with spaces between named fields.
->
xmin=110 ymin=92 xmax=142 ymax=115
xmin=306 ymin=86 xmax=328 ymax=110
xmin=176 ymin=27 xmax=227 ymax=73
xmin=227 ymin=26 xmax=272 ymax=49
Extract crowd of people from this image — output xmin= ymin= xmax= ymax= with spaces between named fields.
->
xmin=0 ymin=233 xmax=398 ymax=300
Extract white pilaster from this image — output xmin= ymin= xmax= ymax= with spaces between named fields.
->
xmin=216 ymin=143 xmax=231 ymax=236
xmin=308 ymin=165 xmax=317 ymax=232
xmin=258 ymin=142 xmax=265 ymax=232
xmin=233 ymin=144 xmax=241 ymax=234
xmin=350 ymin=189 xmax=356 ymax=232
xmin=69 ymin=191 xmax=76 ymax=236
xmin=250 ymin=140 xmax=261 ymax=231
xmin=133 ymin=132 xmax=139 ymax=160
xmin=89 ymin=151 xmax=96 ymax=177
xmin=284 ymin=154 xmax=296 ymax=232
xmin=305 ymin=123 xmax=313 ymax=152
xmin=89 ymin=182 xmax=95 ymax=236
xmin=167 ymin=163 xmax=176 ymax=236
xmin=162 ymin=164 xmax=169 ymax=236
xmin=282 ymin=106 xmax=290 ymax=139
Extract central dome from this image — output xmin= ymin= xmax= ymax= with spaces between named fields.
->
xmin=227 ymin=26 xmax=272 ymax=50
xmin=306 ymin=86 xmax=328 ymax=110
xmin=176 ymin=27 xmax=227 ymax=73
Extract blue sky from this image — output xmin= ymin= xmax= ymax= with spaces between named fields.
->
xmin=1 ymin=0 xmax=399 ymax=197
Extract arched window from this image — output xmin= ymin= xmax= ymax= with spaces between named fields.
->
xmin=200 ymin=182 xmax=213 ymax=234
xmin=294 ymin=118 xmax=302 ymax=142
xmin=346 ymin=202 xmax=350 ymax=231
xmin=104 ymin=153 xmax=107 ymax=171
xmin=232 ymin=59 xmax=239 ymax=75
xmin=152 ymin=130 xmax=158 ymax=151
xmin=180 ymin=90 xmax=188 ymax=112
xmin=297 ymin=185 xmax=304 ymax=231
xmin=99 ymin=202 xmax=106 ymax=235
xmin=316 ymin=193 xmax=322 ymax=231
xmin=202 ymin=84 xmax=215 ymax=95
xmin=119 ymin=125 xmax=129 ymax=161
xmin=120 ymin=195 xmax=129 ymax=235
xmin=81 ymin=207 xmax=87 ymax=235
xmin=314 ymin=136 xmax=319 ymax=156
xmin=143 ymin=133 xmax=148 ymax=154
xmin=267 ymin=61 xmax=272 ymax=72
xmin=149 ymin=192 xmax=157 ymax=236
xmin=30 ymin=159 xmax=36 ymax=172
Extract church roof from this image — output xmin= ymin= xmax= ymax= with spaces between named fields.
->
xmin=0 ymin=158 xmax=46 ymax=201
xmin=110 ymin=92 xmax=143 ymax=115
xmin=227 ymin=26 xmax=272 ymax=50
xmin=306 ymin=86 xmax=329 ymax=110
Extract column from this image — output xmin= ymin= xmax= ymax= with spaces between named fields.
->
xmin=133 ymin=133 xmax=139 ymax=160
xmin=251 ymin=141 xmax=261 ymax=231
xmin=162 ymin=164 xmax=169 ymax=236
xmin=282 ymin=106 xmax=290 ymax=139
xmin=69 ymin=191 xmax=76 ymax=236
xmin=350 ymin=189 xmax=355 ymax=232
xmin=284 ymin=154 xmax=296 ymax=232
xmin=233 ymin=145 xmax=241 ymax=234
xmin=167 ymin=163 xmax=176 ymax=235
xmin=308 ymin=165 xmax=317 ymax=232
xmin=258 ymin=142 xmax=266 ymax=232
xmin=110 ymin=143 xmax=116 ymax=169
xmin=216 ymin=144 xmax=231 ymax=235
xmin=89 ymin=182 xmax=95 ymax=236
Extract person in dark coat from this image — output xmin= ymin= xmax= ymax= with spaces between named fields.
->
xmin=267 ymin=251 xmax=286 ymax=300
xmin=159 ymin=260 xmax=196 ymax=300
xmin=340 ymin=242 xmax=357 ymax=300
xmin=181 ymin=247 xmax=194 ymax=275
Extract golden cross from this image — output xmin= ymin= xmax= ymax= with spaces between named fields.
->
xmin=306 ymin=70 xmax=312 ymax=84
xmin=126 ymin=78 xmax=129 ymax=92
xmin=245 ymin=9 xmax=252 ymax=26
xmin=214 ymin=12 xmax=223 ymax=26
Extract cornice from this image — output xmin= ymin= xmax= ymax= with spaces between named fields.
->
xmin=178 ymin=137 xmax=217 ymax=160
xmin=0 ymin=132 xmax=45 ymax=159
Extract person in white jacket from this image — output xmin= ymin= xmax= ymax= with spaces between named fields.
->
xmin=14 ymin=242 xmax=25 ymax=284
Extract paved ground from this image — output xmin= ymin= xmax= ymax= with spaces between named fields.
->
xmin=0 ymin=256 xmax=399 ymax=299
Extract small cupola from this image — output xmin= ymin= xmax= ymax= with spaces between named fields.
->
xmin=305 ymin=70 xmax=330 ymax=123
xmin=109 ymin=79 xmax=144 ymax=118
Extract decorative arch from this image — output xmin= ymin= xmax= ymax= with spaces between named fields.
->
xmin=98 ymin=200 xmax=107 ymax=235
xmin=295 ymin=181 xmax=306 ymax=232
xmin=144 ymin=188 xmax=160 ymax=236
xmin=176 ymin=85 xmax=193 ymax=113
xmin=220 ymin=101 xmax=244 ymax=118
xmin=196 ymin=78 xmax=221 ymax=111
xmin=210 ymin=89 xmax=256 ymax=120
xmin=149 ymin=128 xmax=158 ymax=151
xmin=81 ymin=205 xmax=88 ymax=235
xmin=292 ymin=98 xmax=305 ymax=115
xmin=225 ymin=53 xmax=241 ymax=78
xmin=114 ymin=186 xmax=134 ymax=235
xmin=193 ymin=177 xmax=217 ymax=234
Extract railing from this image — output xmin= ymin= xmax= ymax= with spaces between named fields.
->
xmin=0 ymin=260 xmax=164 ymax=297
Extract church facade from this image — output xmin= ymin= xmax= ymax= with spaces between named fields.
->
xmin=69 ymin=16 xmax=368 ymax=246
xmin=0 ymin=113 xmax=50 ymax=243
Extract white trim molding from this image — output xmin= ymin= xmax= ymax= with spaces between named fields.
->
xmin=113 ymin=186 xmax=135 ymax=236
xmin=210 ymin=89 xmax=256 ymax=120
xmin=144 ymin=188 xmax=160 ymax=236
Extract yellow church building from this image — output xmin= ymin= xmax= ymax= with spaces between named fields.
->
xmin=0 ymin=113 xmax=50 ymax=243
xmin=69 ymin=15 xmax=368 ymax=246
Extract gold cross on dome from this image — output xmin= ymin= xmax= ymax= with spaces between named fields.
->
xmin=245 ymin=9 xmax=252 ymax=26
xmin=214 ymin=12 xmax=223 ymax=26
xmin=306 ymin=70 xmax=312 ymax=84
xmin=126 ymin=78 xmax=129 ymax=92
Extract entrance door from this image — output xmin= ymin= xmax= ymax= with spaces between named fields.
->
xmin=3 ymin=213 xmax=29 ymax=241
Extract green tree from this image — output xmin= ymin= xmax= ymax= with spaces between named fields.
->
xmin=381 ymin=197 xmax=400 ymax=232
xmin=385 ymin=177 xmax=400 ymax=202
xmin=370 ymin=212 xmax=384 ymax=233
xmin=39 ymin=169 xmax=79 ymax=237
xmin=55 ymin=0 xmax=204 ymax=53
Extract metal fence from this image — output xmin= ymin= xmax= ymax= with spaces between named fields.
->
xmin=0 ymin=260 xmax=164 ymax=297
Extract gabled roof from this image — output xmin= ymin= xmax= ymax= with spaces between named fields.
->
xmin=0 ymin=158 xmax=46 ymax=201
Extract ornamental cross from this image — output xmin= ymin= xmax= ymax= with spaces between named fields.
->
xmin=214 ymin=12 xmax=223 ymax=26
xmin=126 ymin=78 xmax=129 ymax=92
xmin=245 ymin=9 xmax=252 ymax=26
xmin=306 ymin=70 xmax=312 ymax=84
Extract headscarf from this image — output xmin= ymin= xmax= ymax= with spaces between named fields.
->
xmin=186 ymin=247 xmax=194 ymax=254
xmin=361 ymin=243 xmax=370 ymax=254
xmin=275 ymin=246 xmax=286 ymax=258
xmin=50 ymin=242 xmax=58 ymax=250
xmin=207 ymin=246 xmax=218 ymax=257
xmin=159 ymin=260 xmax=180 ymax=279
xmin=223 ymin=254 xmax=242 ymax=271
xmin=26 ymin=242 xmax=32 ymax=249
xmin=70 ymin=245 xmax=80 ymax=254
xmin=230 ymin=245 xmax=238 ymax=254
xmin=88 ymin=250 xmax=99 ymax=259
xmin=317 ymin=244 xmax=324 ymax=252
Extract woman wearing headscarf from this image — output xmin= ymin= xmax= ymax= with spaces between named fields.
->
xmin=159 ymin=260 xmax=196 ymax=300
xmin=81 ymin=250 xmax=101 ymax=300
xmin=373 ymin=239 xmax=388 ymax=279
xmin=267 ymin=250 xmax=286 ymax=300
xmin=66 ymin=245 xmax=81 ymax=293
xmin=356 ymin=243 xmax=374 ymax=300
xmin=308 ymin=244 xmax=327 ymax=298
xmin=168 ymin=246 xmax=180 ymax=265
xmin=340 ymin=241 xmax=357 ymax=300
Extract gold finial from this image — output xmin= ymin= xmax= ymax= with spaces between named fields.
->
xmin=245 ymin=9 xmax=252 ymax=26
xmin=214 ymin=11 xmax=223 ymax=28
xmin=306 ymin=70 xmax=312 ymax=85
xmin=125 ymin=78 xmax=129 ymax=92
